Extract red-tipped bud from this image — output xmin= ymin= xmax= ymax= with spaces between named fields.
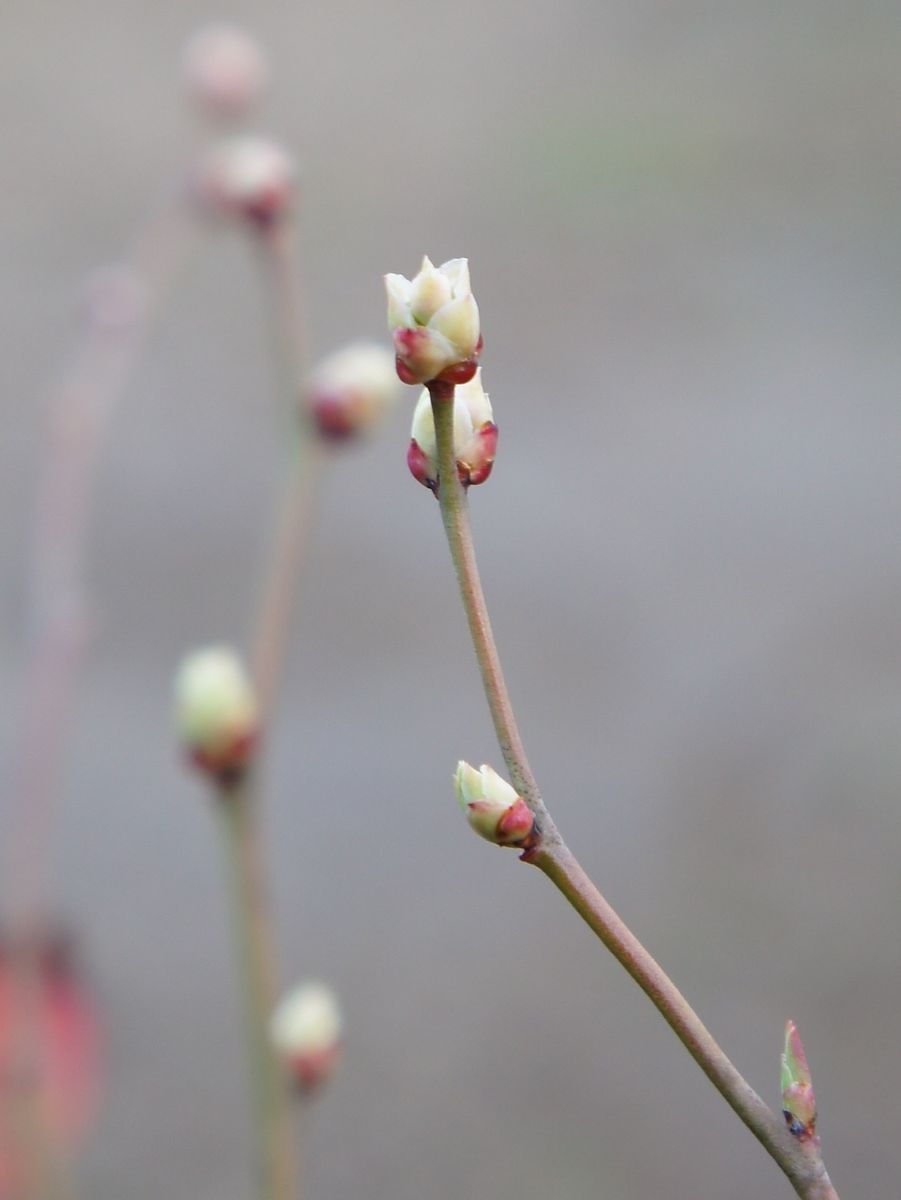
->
xmin=194 ymin=136 xmax=295 ymax=229
xmin=408 ymin=370 xmax=497 ymax=490
xmin=270 ymin=982 xmax=342 ymax=1095
xmin=183 ymin=24 xmax=268 ymax=121
xmin=0 ymin=929 xmax=102 ymax=1192
xmin=385 ymin=257 xmax=481 ymax=384
xmin=781 ymin=1019 xmax=818 ymax=1142
xmin=174 ymin=646 xmax=260 ymax=787
xmin=305 ymin=342 xmax=400 ymax=442
xmin=454 ymin=762 xmax=535 ymax=847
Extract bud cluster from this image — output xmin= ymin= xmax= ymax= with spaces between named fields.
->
xmin=385 ymin=257 xmax=481 ymax=385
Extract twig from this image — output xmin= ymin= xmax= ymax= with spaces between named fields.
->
xmin=428 ymin=381 xmax=840 ymax=1200
xmin=249 ymin=220 xmax=320 ymax=725
xmin=216 ymin=216 xmax=317 ymax=1200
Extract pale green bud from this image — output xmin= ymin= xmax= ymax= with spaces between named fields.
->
xmin=270 ymin=981 xmax=343 ymax=1092
xmin=781 ymin=1019 xmax=818 ymax=1141
xmin=306 ymin=341 xmax=400 ymax=441
xmin=408 ymin=370 xmax=498 ymax=490
xmin=384 ymin=256 xmax=482 ymax=385
xmin=174 ymin=646 xmax=259 ymax=783
xmin=408 ymin=256 xmax=454 ymax=324
xmin=454 ymin=761 xmax=534 ymax=847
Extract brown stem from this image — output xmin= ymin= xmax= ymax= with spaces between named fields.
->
xmin=249 ymin=220 xmax=319 ymax=726
xmin=427 ymin=384 xmax=840 ymax=1200
xmin=217 ymin=216 xmax=314 ymax=1200
xmin=219 ymin=787 xmax=297 ymax=1200
xmin=250 ymin=439 xmax=322 ymax=728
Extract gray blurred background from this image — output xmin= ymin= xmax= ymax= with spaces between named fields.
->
xmin=2 ymin=1 xmax=901 ymax=1196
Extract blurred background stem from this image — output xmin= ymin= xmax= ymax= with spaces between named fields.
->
xmin=218 ymin=788 xmax=297 ymax=1200
xmin=250 ymin=220 xmax=320 ymax=725
xmin=2 ymin=194 xmax=197 ymax=1200
xmin=213 ymin=216 xmax=318 ymax=1200
xmin=428 ymin=383 xmax=840 ymax=1200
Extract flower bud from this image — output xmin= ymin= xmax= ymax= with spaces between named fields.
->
xmin=174 ymin=646 xmax=259 ymax=786
xmin=183 ymin=23 xmax=268 ymax=120
xmin=454 ymin=761 xmax=534 ymax=847
xmin=385 ymin=256 xmax=482 ymax=385
xmin=781 ymin=1019 xmax=818 ymax=1141
xmin=408 ymin=369 xmax=498 ymax=490
xmin=0 ymin=927 xmax=101 ymax=1193
xmin=305 ymin=342 xmax=400 ymax=442
xmin=270 ymin=981 xmax=342 ymax=1094
xmin=194 ymin=136 xmax=295 ymax=228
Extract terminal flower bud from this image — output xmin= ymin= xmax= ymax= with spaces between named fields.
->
xmin=194 ymin=136 xmax=295 ymax=228
xmin=781 ymin=1019 xmax=818 ymax=1141
xmin=408 ymin=370 xmax=497 ymax=490
xmin=270 ymin=981 xmax=342 ymax=1094
xmin=305 ymin=342 xmax=400 ymax=442
xmin=454 ymin=762 xmax=534 ymax=847
xmin=385 ymin=256 xmax=481 ymax=385
xmin=175 ymin=646 xmax=259 ymax=786
xmin=183 ymin=23 xmax=268 ymax=120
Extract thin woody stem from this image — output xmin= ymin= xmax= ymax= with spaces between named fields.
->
xmin=219 ymin=786 xmax=297 ymax=1200
xmin=427 ymin=382 xmax=840 ymax=1200
xmin=216 ymin=217 xmax=316 ymax=1200
xmin=250 ymin=220 xmax=319 ymax=726
xmin=250 ymin=435 xmax=321 ymax=728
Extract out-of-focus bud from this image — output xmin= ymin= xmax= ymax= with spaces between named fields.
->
xmin=194 ymin=136 xmax=295 ymax=229
xmin=270 ymin=982 xmax=342 ymax=1094
xmin=384 ymin=256 xmax=482 ymax=386
xmin=454 ymin=761 xmax=534 ymax=847
xmin=407 ymin=369 xmax=497 ymax=491
xmin=183 ymin=23 xmax=268 ymax=120
xmin=305 ymin=342 xmax=400 ymax=442
xmin=175 ymin=646 xmax=259 ymax=786
xmin=0 ymin=928 xmax=102 ymax=1193
xmin=781 ymin=1019 xmax=818 ymax=1142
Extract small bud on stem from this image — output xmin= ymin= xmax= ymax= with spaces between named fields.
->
xmin=454 ymin=762 xmax=535 ymax=848
xmin=194 ymin=137 xmax=296 ymax=229
xmin=305 ymin=342 xmax=400 ymax=442
xmin=183 ymin=24 xmax=268 ymax=121
xmin=174 ymin=646 xmax=260 ymax=787
xmin=408 ymin=370 xmax=497 ymax=490
xmin=270 ymin=982 xmax=343 ymax=1094
xmin=781 ymin=1019 xmax=818 ymax=1142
